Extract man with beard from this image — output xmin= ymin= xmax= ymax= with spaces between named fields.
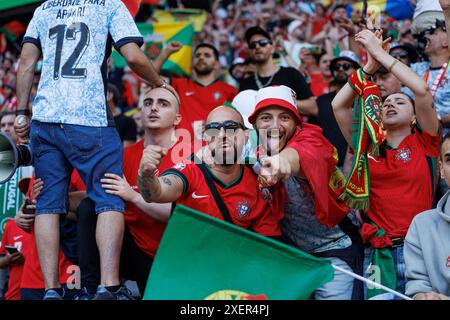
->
xmin=239 ymin=26 xmax=318 ymax=117
xmin=404 ymin=11 xmax=450 ymax=129
xmin=316 ymin=51 xmax=360 ymax=169
xmin=136 ymin=106 xmax=282 ymax=237
xmin=171 ymin=43 xmax=237 ymax=141
xmin=247 ymin=85 xmax=361 ymax=299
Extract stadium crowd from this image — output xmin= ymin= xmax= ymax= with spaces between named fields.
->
xmin=0 ymin=0 xmax=450 ymax=300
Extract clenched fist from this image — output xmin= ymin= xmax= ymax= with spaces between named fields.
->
xmin=139 ymin=145 xmax=168 ymax=178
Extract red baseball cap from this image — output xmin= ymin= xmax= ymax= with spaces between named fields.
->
xmin=248 ymin=85 xmax=301 ymax=124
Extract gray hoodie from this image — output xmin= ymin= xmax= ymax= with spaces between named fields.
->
xmin=404 ymin=190 xmax=450 ymax=297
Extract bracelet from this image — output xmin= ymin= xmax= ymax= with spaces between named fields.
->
xmin=15 ymin=109 xmax=31 ymax=116
xmin=388 ymin=59 xmax=399 ymax=73
xmin=361 ymin=68 xmax=375 ymax=77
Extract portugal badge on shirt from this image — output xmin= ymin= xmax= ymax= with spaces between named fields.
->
xmin=236 ymin=200 xmax=251 ymax=220
xmin=395 ymin=148 xmax=412 ymax=163
xmin=213 ymin=92 xmax=222 ymax=101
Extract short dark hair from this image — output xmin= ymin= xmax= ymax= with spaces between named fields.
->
xmin=332 ymin=4 xmax=347 ymax=13
xmin=194 ymin=43 xmax=219 ymax=60
xmin=0 ymin=111 xmax=16 ymax=123
xmin=440 ymin=132 xmax=450 ymax=159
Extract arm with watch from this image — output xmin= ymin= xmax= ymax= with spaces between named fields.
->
xmin=15 ymin=43 xmax=40 ymax=141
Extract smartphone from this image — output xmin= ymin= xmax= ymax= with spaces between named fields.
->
xmin=308 ymin=45 xmax=322 ymax=55
xmin=23 ymin=198 xmax=36 ymax=215
xmin=5 ymin=246 xmax=19 ymax=254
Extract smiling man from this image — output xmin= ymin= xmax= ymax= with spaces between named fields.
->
xmin=137 ymin=105 xmax=282 ymax=237
xmin=404 ymin=17 xmax=450 ymax=128
xmin=247 ymin=85 xmax=360 ymax=300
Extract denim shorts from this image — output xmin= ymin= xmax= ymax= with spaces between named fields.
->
xmin=30 ymin=121 xmax=124 ymax=215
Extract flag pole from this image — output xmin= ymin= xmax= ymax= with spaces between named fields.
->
xmin=331 ymin=264 xmax=413 ymax=300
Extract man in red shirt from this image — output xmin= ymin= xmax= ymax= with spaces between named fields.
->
xmin=77 ymin=86 xmax=189 ymax=299
xmin=137 ymin=106 xmax=281 ymax=237
xmin=170 ymin=43 xmax=237 ymax=141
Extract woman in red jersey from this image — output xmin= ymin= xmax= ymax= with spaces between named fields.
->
xmin=332 ymin=28 xmax=440 ymax=299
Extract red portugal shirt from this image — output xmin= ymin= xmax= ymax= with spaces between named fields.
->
xmin=171 ymin=78 xmax=237 ymax=139
xmin=367 ymin=128 xmax=441 ymax=238
xmin=0 ymin=219 xmax=33 ymax=300
xmin=309 ymin=73 xmax=329 ymax=97
xmin=123 ymin=138 xmax=190 ymax=257
xmin=161 ymin=162 xmax=282 ymax=237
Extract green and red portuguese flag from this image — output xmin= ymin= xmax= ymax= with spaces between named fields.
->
xmin=0 ymin=170 xmax=25 ymax=244
xmin=144 ymin=205 xmax=334 ymax=300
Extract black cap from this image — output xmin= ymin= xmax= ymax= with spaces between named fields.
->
xmin=245 ymin=26 xmax=271 ymax=44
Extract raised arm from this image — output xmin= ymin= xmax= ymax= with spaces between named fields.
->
xmin=137 ymin=145 xmax=184 ymax=203
xmin=331 ymin=84 xmax=357 ymax=146
xmin=152 ymin=41 xmax=183 ymax=74
xmin=356 ymin=30 xmax=439 ymax=135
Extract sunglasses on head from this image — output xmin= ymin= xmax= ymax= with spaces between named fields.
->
xmin=332 ymin=62 xmax=352 ymax=72
xmin=391 ymin=51 xmax=408 ymax=59
xmin=249 ymin=39 xmax=271 ymax=49
xmin=204 ymin=120 xmax=245 ymax=136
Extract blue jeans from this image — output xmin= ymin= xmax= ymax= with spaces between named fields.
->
xmin=312 ymin=257 xmax=354 ymax=300
xmin=363 ymin=246 xmax=406 ymax=300
xmin=30 ymin=121 xmax=124 ymax=214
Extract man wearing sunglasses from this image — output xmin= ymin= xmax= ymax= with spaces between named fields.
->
xmin=405 ymin=17 xmax=450 ymax=129
xmin=137 ymin=106 xmax=282 ymax=238
xmin=239 ymin=26 xmax=318 ymax=117
xmin=389 ymin=42 xmax=418 ymax=66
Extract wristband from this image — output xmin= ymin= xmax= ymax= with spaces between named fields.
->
xmin=15 ymin=109 xmax=31 ymax=116
xmin=388 ymin=59 xmax=399 ymax=73
xmin=362 ymin=68 xmax=375 ymax=77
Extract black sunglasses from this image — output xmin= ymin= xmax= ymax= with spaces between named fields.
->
xmin=391 ymin=51 xmax=408 ymax=59
xmin=204 ymin=120 xmax=245 ymax=136
xmin=332 ymin=62 xmax=352 ymax=72
xmin=249 ymin=39 xmax=271 ymax=49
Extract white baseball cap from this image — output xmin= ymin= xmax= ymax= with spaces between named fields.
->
xmin=231 ymin=90 xmax=257 ymax=128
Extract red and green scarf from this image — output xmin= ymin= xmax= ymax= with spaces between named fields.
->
xmin=340 ymin=69 xmax=385 ymax=211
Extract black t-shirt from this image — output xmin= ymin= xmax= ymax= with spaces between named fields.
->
xmin=239 ymin=67 xmax=313 ymax=100
xmin=114 ymin=113 xmax=137 ymax=143
xmin=316 ymin=91 xmax=348 ymax=167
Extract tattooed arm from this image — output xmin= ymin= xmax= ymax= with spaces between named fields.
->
xmin=137 ymin=174 xmax=184 ymax=203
